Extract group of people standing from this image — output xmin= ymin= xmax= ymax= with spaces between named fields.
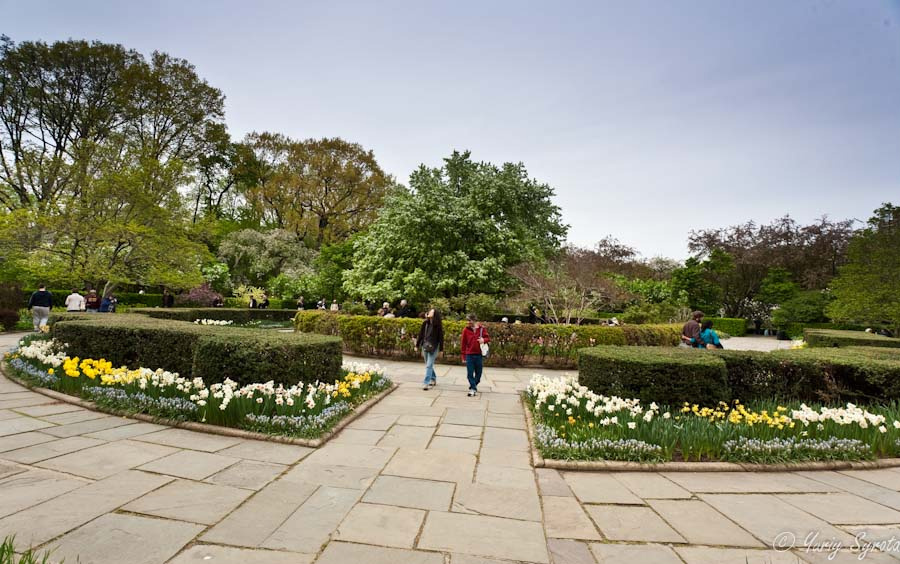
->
xmin=26 ymin=286 xmax=118 ymax=332
xmin=414 ymin=311 xmax=491 ymax=397
xmin=681 ymin=310 xmax=723 ymax=349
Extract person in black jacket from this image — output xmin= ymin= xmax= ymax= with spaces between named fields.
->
xmin=415 ymin=308 xmax=444 ymax=390
xmin=27 ymin=284 xmax=53 ymax=332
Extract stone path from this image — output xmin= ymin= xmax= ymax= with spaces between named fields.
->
xmin=2 ymin=333 xmax=900 ymax=563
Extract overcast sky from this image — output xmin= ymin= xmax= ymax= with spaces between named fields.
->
xmin=5 ymin=0 xmax=900 ymax=259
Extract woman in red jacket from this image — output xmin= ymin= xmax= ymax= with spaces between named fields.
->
xmin=460 ymin=314 xmax=490 ymax=396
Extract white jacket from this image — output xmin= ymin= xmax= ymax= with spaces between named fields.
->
xmin=65 ymin=293 xmax=85 ymax=311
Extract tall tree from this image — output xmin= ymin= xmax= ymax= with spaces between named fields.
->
xmin=343 ymin=151 xmax=568 ymax=303
xmin=828 ymin=203 xmax=900 ymax=333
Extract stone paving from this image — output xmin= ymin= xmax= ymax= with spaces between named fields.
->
xmin=1 ymin=332 xmax=900 ymax=563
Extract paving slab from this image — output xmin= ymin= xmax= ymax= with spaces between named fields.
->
xmin=485 ymin=413 xmax=526 ymax=429
xmin=612 ymin=472 xmax=692 ymax=499
xmin=2 ymin=435 xmax=106 ymax=464
xmin=83 ymin=422 xmax=168 ymax=441
xmin=647 ymin=499 xmax=764 ymax=547
xmin=0 ymin=416 xmax=55 ymax=436
xmin=303 ymin=442 xmax=396 ymax=469
xmin=430 ymin=436 xmax=481 ymax=454
xmin=536 ymin=468 xmax=574 ymax=497
xmin=662 ymin=471 xmax=838 ymax=493
xmin=138 ymin=449 xmax=241 ymax=480
xmin=363 ymin=475 xmax=455 ymax=510
xmin=0 ymin=460 xmax=23 ymax=479
xmin=316 ymin=541 xmax=443 ymax=564
xmin=39 ymin=409 xmax=108 ymax=425
xmin=281 ymin=462 xmax=380 ymax=489
xmin=134 ymin=427 xmax=243 ymax=452
xmin=454 ymin=482 xmax=542 ymax=521
xmin=41 ymin=415 xmax=135 ymax=438
xmin=839 ymin=469 xmax=900 ymax=491
xmin=589 ymin=542 xmax=683 ymax=563
xmin=701 ymin=493 xmax=855 ymax=548
xmin=443 ymin=408 xmax=486 ymax=426
xmin=263 ymin=485 xmax=362 ymax=553
xmin=543 ymin=495 xmax=602 ymax=540
xmin=384 ymin=447 xmax=477 ymax=483
xmin=482 ymin=427 xmax=529 ymax=451
xmin=419 ymin=511 xmax=550 ymax=563
xmin=168 ymin=544 xmax=314 ymax=564
xmin=547 ymin=539 xmax=597 ymax=564
xmin=0 ymin=468 xmax=90 ymax=519
xmin=675 ymin=546 xmax=812 ymax=564
xmin=0 ymin=430 xmax=56 ymax=453
xmin=36 ymin=439 xmax=177 ymax=479
xmin=478 ymin=446 xmax=532 ymax=468
xmin=123 ymin=479 xmax=252 ymax=524
xmin=206 ymin=459 xmax=286 ymax=490
xmin=437 ymin=423 xmax=483 ymax=439
xmin=46 ymin=511 xmax=204 ymax=564
xmin=378 ymin=424 xmax=435 ymax=448
xmin=331 ymin=428 xmax=386 ymax=444
xmin=201 ymin=480 xmax=318 ymax=547
xmin=0 ymin=409 xmax=19 ymax=421
xmin=397 ymin=414 xmax=441 ymax=427
xmin=12 ymin=403 xmax=83 ymax=417
xmin=0 ymin=470 xmax=173 ymax=546
xmin=798 ymin=549 xmax=899 ymax=563
xmin=476 ymin=463 xmax=538 ymax=491
xmin=585 ymin=504 xmax=685 ymax=543
xmin=778 ymin=492 xmax=900 ymax=525
xmin=346 ymin=413 xmax=400 ymax=430
xmin=216 ymin=439 xmax=312 ymax=465
xmin=797 ymin=471 xmax=900 ymax=508
xmin=0 ymin=397 xmax=55 ymax=410
xmin=335 ymin=502 xmax=426 ymax=548
xmin=563 ymin=472 xmax=644 ymax=504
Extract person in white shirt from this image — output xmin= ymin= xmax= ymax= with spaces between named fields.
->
xmin=65 ymin=289 xmax=85 ymax=312
xmin=329 ymin=300 xmax=339 ymax=311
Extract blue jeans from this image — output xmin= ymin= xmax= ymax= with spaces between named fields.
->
xmin=423 ymin=347 xmax=439 ymax=385
xmin=465 ymin=354 xmax=483 ymax=391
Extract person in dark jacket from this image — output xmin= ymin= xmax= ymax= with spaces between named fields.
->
xmin=258 ymin=294 xmax=270 ymax=309
xmin=460 ymin=314 xmax=491 ymax=396
xmin=416 ymin=309 xmax=444 ymax=390
xmin=84 ymin=289 xmax=101 ymax=313
xmin=162 ymin=289 xmax=175 ymax=308
xmin=396 ymin=299 xmax=414 ymax=318
xmin=681 ymin=310 xmax=704 ymax=348
xmin=27 ymin=284 xmax=53 ymax=332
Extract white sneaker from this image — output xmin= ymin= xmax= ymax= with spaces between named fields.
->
xmin=467 ymin=389 xmax=475 ymax=397
xmin=423 ymin=385 xmax=431 ymax=391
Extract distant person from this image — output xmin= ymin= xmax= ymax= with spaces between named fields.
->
xmin=330 ymin=299 xmax=339 ymax=312
xmin=681 ymin=310 xmax=704 ymax=348
xmin=99 ymin=294 xmax=112 ymax=313
xmin=296 ymin=296 xmax=305 ymax=310
xmin=460 ymin=314 xmax=491 ymax=396
xmin=65 ymin=288 xmax=85 ymax=312
xmin=878 ymin=328 xmax=895 ymax=338
xmin=528 ymin=305 xmax=539 ymax=324
xmin=416 ymin=308 xmax=444 ymax=390
xmin=259 ymin=294 xmax=270 ymax=309
xmin=249 ymin=296 xmax=258 ymax=309
xmin=699 ymin=320 xmax=723 ymax=349
xmin=212 ymin=297 xmax=224 ymax=307
xmin=396 ymin=299 xmax=413 ymax=318
xmin=27 ymin=284 xmax=53 ymax=332
xmin=162 ymin=289 xmax=175 ymax=308
xmin=85 ymin=289 xmax=101 ymax=313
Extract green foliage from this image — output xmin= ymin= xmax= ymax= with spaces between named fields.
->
xmin=771 ymin=290 xmax=831 ymax=327
xmin=613 ymin=276 xmax=681 ymax=305
xmin=134 ymin=307 xmax=298 ymax=323
xmin=0 ymin=536 xmax=54 ymax=564
xmin=805 ymin=329 xmax=900 ymax=349
xmin=620 ymin=302 xmax=689 ymax=324
xmin=202 ymin=262 xmax=233 ymax=294
xmin=705 ymin=317 xmax=747 ymax=337
xmin=579 ymin=345 xmax=900 ymax=405
xmin=51 ymin=314 xmax=341 ymax=386
xmin=670 ymin=254 xmax=727 ymax=313
xmin=579 ymin=346 xmax=730 ymax=405
xmin=756 ymin=267 xmax=799 ymax=305
xmin=218 ymin=229 xmax=315 ymax=288
xmin=464 ymin=294 xmax=498 ymax=321
xmin=828 ymin=203 xmax=900 ymax=333
xmin=343 ymin=150 xmax=568 ymax=302
xmin=293 ymin=311 xmax=679 ymax=368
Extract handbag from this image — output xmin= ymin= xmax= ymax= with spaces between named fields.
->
xmin=479 ymin=327 xmax=489 ymax=358
xmin=423 ymin=341 xmax=435 ymax=353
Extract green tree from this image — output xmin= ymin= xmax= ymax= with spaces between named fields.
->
xmin=343 ymin=151 xmax=568 ymax=303
xmin=828 ymin=204 xmax=900 ymax=333
xmin=217 ymin=228 xmax=316 ymax=288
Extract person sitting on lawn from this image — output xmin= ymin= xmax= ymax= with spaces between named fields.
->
xmin=699 ymin=320 xmax=724 ymax=349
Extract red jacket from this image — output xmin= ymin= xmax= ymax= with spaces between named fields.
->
xmin=460 ymin=324 xmax=490 ymax=359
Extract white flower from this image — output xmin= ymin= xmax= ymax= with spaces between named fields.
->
xmin=878 ymin=425 xmax=887 ymax=433
xmin=662 ymin=412 xmax=671 ymax=419
xmin=627 ymin=422 xmax=637 ymax=430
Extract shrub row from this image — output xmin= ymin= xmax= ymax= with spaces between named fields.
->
xmin=805 ymin=329 xmax=900 ymax=349
xmin=132 ymin=308 xmax=299 ymax=323
xmin=579 ymin=345 xmax=900 ymax=405
xmin=706 ymin=317 xmax=747 ymax=337
xmin=51 ymin=314 xmax=342 ymax=387
xmin=23 ymin=290 xmax=164 ymax=308
xmin=293 ymin=311 xmax=680 ymax=368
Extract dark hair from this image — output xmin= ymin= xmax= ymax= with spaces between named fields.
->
xmin=692 ymin=310 xmax=705 ymax=320
xmin=432 ymin=309 xmax=443 ymax=331
xmin=701 ymin=320 xmax=713 ymax=330
xmin=466 ymin=313 xmax=477 ymax=322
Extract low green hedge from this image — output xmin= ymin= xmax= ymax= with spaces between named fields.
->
xmin=51 ymin=314 xmax=342 ymax=386
xmin=579 ymin=346 xmax=730 ymax=405
xmin=706 ymin=317 xmax=747 ymax=337
xmin=805 ymin=329 xmax=900 ymax=348
xmin=293 ymin=311 xmax=681 ymax=368
xmin=132 ymin=308 xmax=299 ymax=323
xmin=23 ymin=290 xmax=163 ymax=308
xmin=578 ymin=345 xmax=900 ymax=404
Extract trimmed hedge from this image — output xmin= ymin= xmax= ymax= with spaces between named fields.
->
xmin=579 ymin=346 xmax=729 ymax=405
xmin=23 ymin=290 xmax=164 ymax=309
xmin=805 ymin=329 xmax=900 ymax=349
xmin=51 ymin=314 xmax=342 ymax=387
xmin=293 ymin=311 xmax=680 ymax=368
xmin=133 ymin=308 xmax=299 ymax=323
xmin=706 ymin=317 xmax=747 ymax=337
xmin=578 ymin=345 xmax=900 ymax=405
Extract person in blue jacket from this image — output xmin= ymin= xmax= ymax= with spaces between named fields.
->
xmin=699 ymin=320 xmax=724 ymax=349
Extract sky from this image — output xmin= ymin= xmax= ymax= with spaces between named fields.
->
xmin=5 ymin=0 xmax=900 ymax=259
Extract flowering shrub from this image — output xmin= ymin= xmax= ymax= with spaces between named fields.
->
xmin=526 ymin=374 xmax=900 ymax=463
xmin=194 ymin=319 xmax=233 ymax=326
xmin=5 ymin=337 xmax=391 ymax=439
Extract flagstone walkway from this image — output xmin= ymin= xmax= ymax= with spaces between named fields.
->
xmin=2 ymin=332 xmax=900 ymax=563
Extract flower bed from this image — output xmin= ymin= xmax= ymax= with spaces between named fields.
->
xmin=194 ymin=318 xmax=233 ymax=326
xmin=5 ymin=336 xmax=391 ymax=439
xmin=525 ymin=374 xmax=900 ymax=464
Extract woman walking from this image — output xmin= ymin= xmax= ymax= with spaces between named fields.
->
xmin=416 ymin=309 xmax=444 ymax=390
xmin=460 ymin=314 xmax=490 ymax=397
